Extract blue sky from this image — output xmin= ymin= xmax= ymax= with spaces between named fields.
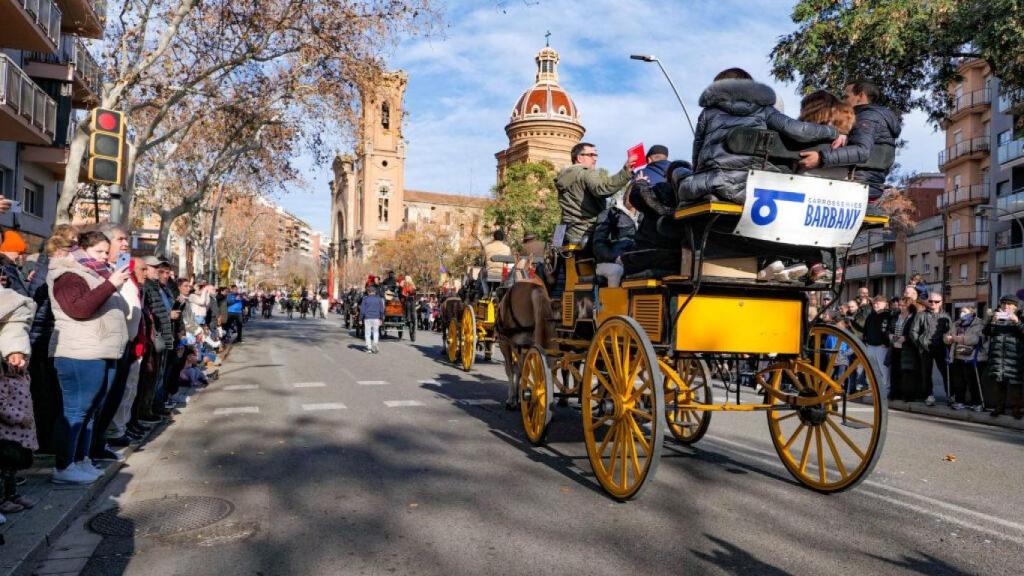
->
xmin=281 ymin=0 xmax=941 ymax=234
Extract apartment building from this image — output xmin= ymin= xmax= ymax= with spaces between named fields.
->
xmin=989 ymin=79 xmax=1024 ymax=303
xmin=1 ymin=0 xmax=104 ymax=248
xmin=937 ymin=58 xmax=992 ymax=311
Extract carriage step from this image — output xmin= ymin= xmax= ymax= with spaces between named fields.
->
xmin=840 ymin=420 xmax=871 ymax=430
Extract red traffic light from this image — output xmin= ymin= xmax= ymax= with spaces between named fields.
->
xmin=97 ymin=111 xmax=118 ymax=131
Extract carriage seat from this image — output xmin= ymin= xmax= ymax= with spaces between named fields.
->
xmin=575 ymin=274 xmax=607 ymax=287
xmin=623 ymin=269 xmax=676 ymax=282
xmin=725 ymin=127 xmax=895 ymax=170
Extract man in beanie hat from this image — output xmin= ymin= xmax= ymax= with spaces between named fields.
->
xmin=985 ymin=295 xmax=1024 ymax=419
xmin=637 ymin=145 xmax=670 ymax=185
xmin=0 ymin=230 xmax=30 ymax=297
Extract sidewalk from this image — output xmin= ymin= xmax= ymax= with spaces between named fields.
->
xmin=888 ymin=399 xmax=1024 ymax=431
xmin=0 ymin=343 xmax=235 ymax=576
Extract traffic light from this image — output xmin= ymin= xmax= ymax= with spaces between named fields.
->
xmin=87 ymin=108 xmax=125 ymax=185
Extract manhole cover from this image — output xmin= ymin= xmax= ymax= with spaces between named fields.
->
xmin=89 ymin=496 xmax=234 ymax=538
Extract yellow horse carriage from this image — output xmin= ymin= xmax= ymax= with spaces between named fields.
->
xmin=445 ymin=269 xmax=502 ymax=371
xmin=515 ymin=169 xmax=889 ymax=500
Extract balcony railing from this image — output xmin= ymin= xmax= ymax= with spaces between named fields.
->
xmin=997 ymin=189 xmax=1024 ymax=217
xmin=940 ymin=231 xmax=988 ymax=251
xmin=20 ymin=0 xmax=63 ymax=48
xmin=56 ymin=0 xmax=106 ymax=38
xmin=998 ymin=138 xmax=1024 ymax=165
xmin=0 ymin=54 xmax=57 ymax=143
xmin=936 ymin=184 xmax=989 ymax=209
xmin=999 ymin=88 xmax=1024 ymax=114
xmin=995 ymin=245 xmax=1024 ymax=269
xmin=938 ymin=137 xmax=990 ymax=167
xmin=28 ymin=35 xmax=102 ymax=97
xmin=950 ymin=88 xmax=990 ymax=115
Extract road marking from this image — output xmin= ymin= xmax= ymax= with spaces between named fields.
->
xmin=301 ymin=402 xmax=348 ymax=411
xmin=213 ymin=406 xmax=260 ymax=415
xmin=384 ymin=400 xmax=425 ymax=408
xmin=419 ymin=380 xmax=441 ymax=386
xmin=223 ymin=384 xmax=259 ymax=391
xmin=701 ymin=435 xmax=1024 ymax=545
xmin=293 ymin=382 xmax=326 ymax=388
xmin=456 ymin=399 xmax=500 ymax=406
xmin=358 ymin=380 xmax=389 ymax=386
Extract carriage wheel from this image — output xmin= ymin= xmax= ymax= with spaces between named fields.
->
xmin=662 ymin=358 xmax=713 ymax=445
xmin=446 ymin=318 xmax=459 ymax=364
xmin=762 ymin=324 xmax=887 ymax=493
xmin=581 ymin=316 xmax=664 ymax=500
xmin=519 ymin=346 xmax=553 ymax=445
xmin=460 ymin=308 xmax=477 ymax=372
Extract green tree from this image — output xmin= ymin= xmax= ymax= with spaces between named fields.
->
xmin=771 ymin=0 xmax=1024 ymax=122
xmin=486 ymin=161 xmax=560 ymax=250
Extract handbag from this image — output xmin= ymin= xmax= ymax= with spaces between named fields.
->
xmin=0 ymin=371 xmax=38 ymax=452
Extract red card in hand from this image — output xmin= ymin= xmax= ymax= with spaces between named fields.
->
xmin=627 ymin=143 xmax=646 ymax=170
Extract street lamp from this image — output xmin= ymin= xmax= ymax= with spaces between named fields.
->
xmin=629 ymin=54 xmax=695 ymax=136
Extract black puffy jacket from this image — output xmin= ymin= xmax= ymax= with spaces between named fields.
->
xmin=678 ymin=79 xmax=838 ymax=204
xmin=142 ymin=279 xmax=174 ymax=351
xmin=630 ymin=179 xmax=678 ymax=250
xmin=984 ymin=318 xmax=1024 ymax=384
xmin=28 ymin=253 xmax=53 ymax=346
xmin=821 ymin=104 xmax=901 ymax=198
xmin=592 ymin=204 xmax=638 ymax=263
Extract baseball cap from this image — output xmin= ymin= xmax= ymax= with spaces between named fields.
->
xmin=143 ymin=255 xmax=170 ymax=267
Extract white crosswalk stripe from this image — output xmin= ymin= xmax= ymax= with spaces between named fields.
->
xmin=293 ymin=382 xmax=326 ymax=388
xmin=213 ymin=406 xmax=260 ymax=415
xmin=384 ymin=400 xmax=425 ymax=407
xmin=301 ymin=402 xmax=348 ymax=411
xmin=357 ymin=380 xmax=389 ymax=386
xmin=223 ymin=384 xmax=259 ymax=391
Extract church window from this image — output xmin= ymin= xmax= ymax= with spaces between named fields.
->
xmin=531 ymin=105 xmax=541 ymax=114
xmin=558 ymin=106 xmax=566 ymax=115
xmin=377 ymin=184 xmax=390 ymax=224
xmin=381 ymin=102 xmax=391 ymax=129
xmin=541 ymin=60 xmax=553 ymax=74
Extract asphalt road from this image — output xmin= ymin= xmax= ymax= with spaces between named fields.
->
xmin=40 ymin=314 xmax=1024 ymax=576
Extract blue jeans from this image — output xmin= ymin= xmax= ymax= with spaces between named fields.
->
xmin=53 ymin=358 xmax=118 ymax=470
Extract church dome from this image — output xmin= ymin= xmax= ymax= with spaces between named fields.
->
xmin=508 ymin=46 xmax=582 ymax=126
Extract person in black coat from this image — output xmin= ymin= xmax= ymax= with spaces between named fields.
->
xmin=800 ymin=80 xmax=902 ymax=201
xmin=678 ymin=68 xmax=839 ymax=205
xmin=593 ymin=196 xmax=638 ymax=287
xmin=985 ymin=295 xmax=1024 ymax=419
xmin=140 ymin=257 xmax=174 ymax=419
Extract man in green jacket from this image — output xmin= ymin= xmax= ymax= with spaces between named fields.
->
xmin=556 ymin=142 xmax=636 ymax=245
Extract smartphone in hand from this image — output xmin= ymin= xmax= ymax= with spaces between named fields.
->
xmin=115 ymin=252 xmax=131 ymax=270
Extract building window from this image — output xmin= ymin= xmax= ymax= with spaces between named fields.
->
xmin=0 ymin=165 xmax=12 ymax=198
xmin=381 ymin=102 xmax=390 ymax=130
xmin=953 ymin=174 xmax=962 ymax=190
xmin=959 ymin=263 xmax=968 ymax=282
xmin=558 ymin=106 xmax=567 ymax=115
xmin=531 ymin=105 xmax=541 ymax=114
xmin=377 ymin=185 xmax=389 ymax=224
xmin=997 ymin=180 xmax=1010 ymax=197
xmin=909 ymin=255 xmax=917 ymax=273
xmin=998 ymin=130 xmax=1011 ymax=147
xmin=23 ymin=180 xmax=45 ymax=217
xmin=953 ymin=129 xmax=963 ymax=145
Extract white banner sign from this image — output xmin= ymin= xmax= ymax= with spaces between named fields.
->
xmin=734 ymin=170 xmax=869 ymax=247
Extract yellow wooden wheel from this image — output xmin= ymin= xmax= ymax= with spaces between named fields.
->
xmin=762 ymin=324 xmax=887 ymax=493
xmin=460 ymin=307 xmax=477 ymax=372
xmin=519 ymin=346 xmax=553 ymax=445
xmin=662 ymin=357 xmax=713 ymax=445
xmin=446 ymin=317 xmax=459 ymax=364
xmin=581 ymin=316 xmax=664 ymax=500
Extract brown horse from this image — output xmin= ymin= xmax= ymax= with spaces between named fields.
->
xmin=439 ymin=296 xmax=464 ymax=357
xmin=495 ymin=279 xmax=554 ymax=409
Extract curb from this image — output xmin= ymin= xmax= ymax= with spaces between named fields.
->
xmin=888 ymin=400 xmax=1024 ymax=431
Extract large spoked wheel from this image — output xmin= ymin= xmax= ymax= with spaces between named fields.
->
xmin=762 ymin=324 xmax=887 ymax=493
xmin=460 ymin=308 xmax=477 ymax=372
xmin=581 ymin=316 xmax=664 ymax=500
xmin=446 ymin=318 xmax=459 ymax=363
xmin=519 ymin=346 xmax=553 ymax=445
xmin=662 ymin=357 xmax=713 ymax=445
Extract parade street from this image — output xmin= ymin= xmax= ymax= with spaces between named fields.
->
xmin=31 ymin=316 xmax=1023 ymax=576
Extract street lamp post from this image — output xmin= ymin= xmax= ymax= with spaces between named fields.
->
xmin=629 ymin=54 xmax=695 ymax=136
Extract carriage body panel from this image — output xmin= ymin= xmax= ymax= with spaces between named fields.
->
xmin=595 ymin=287 xmax=627 ymax=325
xmin=673 ymin=293 xmax=802 ymax=355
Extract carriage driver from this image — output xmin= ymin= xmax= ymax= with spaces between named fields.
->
xmin=483 ymin=228 xmax=512 ymax=290
xmin=556 ymin=142 xmax=637 ymax=246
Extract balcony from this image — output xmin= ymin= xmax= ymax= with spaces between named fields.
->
xmin=948 ymin=88 xmax=990 ymax=119
xmin=0 ymin=0 xmax=62 ymax=52
xmin=936 ymin=184 xmax=989 ymax=210
xmin=0 ymin=53 xmax=57 ymax=144
xmin=56 ymin=0 xmax=105 ymax=39
xmin=938 ymin=137 xmax=989 ymax=168
xmin=995 ymin=245 xmax=1024 ymax=270
xmin=22 ymin=112 xmax=87 ymax=177
xmin=25 ymin=36 xmax=101 ymax=108
xmin=997 ymin=189 xmax=1024 ymax=218
xmin=843 ymin=260 xmax=896 ymax=280
xmin=939 ymin=231 xmax=988 ymax=254
xmin=999 ymin=88 xmax=1024 ymax=115
xmin=997 ymin=138 xmax=1024 ymax=165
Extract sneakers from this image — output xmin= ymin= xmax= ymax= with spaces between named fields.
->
xmin=77 ymin=460 xmax=104 ymax=480
xmin=757 ymin=260 xmax=785 ymax=281
xmin=925 ymin=395 xmax=936 ymax=407
xmin=52 ymin=464 xmax=96 ymax=485
xmin=757 ymin=260 xmax=808 ymax=282
xmin=107 ymin=434 xmax=133 ymax=448
xmin=972 ymin=404 xmax=985 ymax=413
xmin=951 ymin=402 xmax=965 ymax=410
xmin=91 ymin=446 xmax=124 ymax=462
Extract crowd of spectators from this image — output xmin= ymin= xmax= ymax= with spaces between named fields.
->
xmin=0 ymin=222 xmax=250 ymax=525
xmin=814 ymin=284 xmax=1023 ymax=420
